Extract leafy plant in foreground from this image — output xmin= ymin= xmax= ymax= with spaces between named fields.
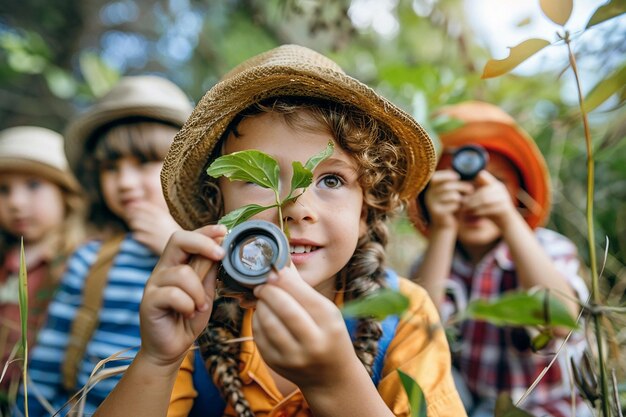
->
xmin=206 ymin=141 xmax=334 ymax=231
xmin=479 ymin=0 xmax=626 ymax=415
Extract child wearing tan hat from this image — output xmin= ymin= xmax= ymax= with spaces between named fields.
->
xmin=17 ymin=76 xmax=193 ymax=416
xmin=92 ymin=45 xmax=466 ymax=417
xmin=408 ymin=101 xmax=590 ymax=417
xmin=0 ymin=126 xmax=85 ymax=412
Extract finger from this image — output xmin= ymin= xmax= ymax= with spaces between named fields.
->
xmin=259 ymin=265 xmax=337 ymax=330
xmin=431 ymin=169 xmax=461 ymax=184
xmin=474 ymin=170 xmax=497 ymax=186
xmin=150 ymin=286 xmax=200 ymax=318
xmin=153 ymin=265 xmax=211 ymax=311
xmin=252 ymin=300 xmax=299 ymax=356
xmin=158 ymin=227 xmax=227 ymax=268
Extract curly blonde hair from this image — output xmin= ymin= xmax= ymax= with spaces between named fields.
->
xmin=197 ymin=97 xmax=409 ymax=416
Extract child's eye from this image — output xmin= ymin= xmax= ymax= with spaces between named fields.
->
xmin=99 ymin=161 xmax=117 ymax=172
xmin=0 ymin=184 xmax=9 ymax=195
xmin=318 ymin=174 xmax=343 ymax=189
xmin=27 ymin=179 xmax=42 ymax=190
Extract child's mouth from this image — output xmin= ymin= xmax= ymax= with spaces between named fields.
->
xmin=289 ymin=245 xmax=319 ymax=254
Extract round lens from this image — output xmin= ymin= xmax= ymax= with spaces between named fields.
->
xmin=221 ymin=220 xmax=289 ymax=288
xmin=455 ymin=149 xmax=482 ymax=173
xmin=235 ymin=235 xmax=276 ymax=274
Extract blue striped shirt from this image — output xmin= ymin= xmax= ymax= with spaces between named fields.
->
xmin=16 ymin=234 xmax=158 ymax=416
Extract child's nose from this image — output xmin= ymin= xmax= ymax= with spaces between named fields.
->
xmin=7 ymin=186 xmax=28 ymax=209
xmin=117 ymin=163 xmax=142 ymax=188
xmin=282 ymin=189 xmax=317 ymax=224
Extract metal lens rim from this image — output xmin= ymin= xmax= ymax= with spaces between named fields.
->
xmin=221 ymin=220 xmax=289 ymax=287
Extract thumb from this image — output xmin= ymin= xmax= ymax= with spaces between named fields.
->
xmin=474 ymin=170 xmax=496 ymax=186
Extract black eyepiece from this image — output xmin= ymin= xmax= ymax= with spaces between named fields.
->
xmin=451 ymin=144 xmax=488 ymax=180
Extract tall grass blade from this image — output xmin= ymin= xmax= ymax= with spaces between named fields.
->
xmin=18 ymin=238 xmax=29 ymax=417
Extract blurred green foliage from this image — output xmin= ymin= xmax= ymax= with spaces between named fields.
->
xmin=1 ymin=0 xmax=623 ymax=301
xmin=1 ymin=0 xmax=624 ymax=414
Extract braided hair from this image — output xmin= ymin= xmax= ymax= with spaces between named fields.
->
xmin=197 ymin=97 xmax=408 ymax=416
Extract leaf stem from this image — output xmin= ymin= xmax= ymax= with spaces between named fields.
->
xmin=274 ymin=189 xmax=284 ymax=231
xmin=564 ymin=32 xmax=609 ymax=417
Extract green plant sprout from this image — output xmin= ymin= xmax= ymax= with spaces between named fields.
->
xmin=206 ymin=141 xmax=334 ymax=231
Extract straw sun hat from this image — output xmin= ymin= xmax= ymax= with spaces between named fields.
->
xmin=408 ymin=100 xmax=551 ymax=233
xmin=0 ymin=126 xmax=81 ymax=193
xmin=162 ymin=44 xmax=436 ymax=230
xmin=64 ymin=75 xmax=193 ymax=172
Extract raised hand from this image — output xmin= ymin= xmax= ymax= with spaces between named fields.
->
xmin=139 ymin=225 xmax=227 ymax=366
xmin=462 ymin=170 xmax=520 ymax=229
xmin=251 ymin=264 xmax=359 ymax=389
xmin=425 ymin=169 xmax=474 ymax=231
xmin=126 ymin=201 xmax=182 ymax=255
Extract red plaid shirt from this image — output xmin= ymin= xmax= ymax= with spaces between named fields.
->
xmin=441 ymin=228 xmax=590 ymax=417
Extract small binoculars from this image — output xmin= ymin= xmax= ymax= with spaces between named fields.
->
xmin=220 ymin=220 xmax=289 ymax=293
xmin=451 ymin=144 xmax=488 ymax=180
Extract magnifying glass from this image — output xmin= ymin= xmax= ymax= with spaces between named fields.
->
xmin=221 ymin=220 xmax=289 ymax=288
xmin=451 ymin=144 xmax=489 ymax=180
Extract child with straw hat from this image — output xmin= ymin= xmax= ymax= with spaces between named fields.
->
xmin=94 ymin=44 xmax=466 ymax=417
xmin=0 ymin=126 xmax=85 ymax=413
xmin=17 ymin=75 xmax=193 ymax=416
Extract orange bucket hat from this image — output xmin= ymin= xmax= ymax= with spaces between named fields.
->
xmin=162 ymin=44 xmax=436 ymax=230
xmin=408 ymin=101 xmax=551 ymax=233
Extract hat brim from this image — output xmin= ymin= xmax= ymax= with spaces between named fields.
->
xmin=65 ymin=106 xmax=191 ymax=173
xmin=0 ymin=158 xmax=82 ymax=194
xmin=408 ymin=120 xmax=551 ymax=234
xmin=163 ymin=64 xmax=436 ymax=230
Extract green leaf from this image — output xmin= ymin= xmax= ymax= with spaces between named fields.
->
xmin=431 ymin=114 xmax=466 ymax=135
xmin=494 ymin=393 xmax=535 ymax=417
xmin=465 ymin=290 xmax=577 ymax=329
xmin=586 ymin=0 xmax=626 ymax=28
xmin=289 ymin=141 xmax=334 ymax=200
xmin=290 ymin=161 xmax=313 ymax=192
xmin=219 ymin=203 xmax=275 ymax=230
xmin=79 ymin=51 xmax=120 ymax=98
xmin=18 ymin=238 xmax=29 ymax=412
xmin=18 ymin=238 xmax=28 ymax=349
xmin=304 ymin=141 xmax=334 ymax=172
xmin=531 ymin=330 xmax=553 ymax=352
xmin=539 ymin=0 xmax=573 ymax=26
xmin=583 ymin=64 xmax=626 ymax=112
xmin=481 ymin=39 xmax=551 ymax=79
xmin=207 ymin=150 xmax=280 ymax=190
xmin=44 ymin=67 xmax=78 ymax=99
xmin=341 ymin=289 xmax=409 ymax=320
xmin=397 ymin=370 xmax=427 ymax=417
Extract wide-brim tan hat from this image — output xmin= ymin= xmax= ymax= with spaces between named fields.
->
xmin=0 ymin=126 xmax=81 ymax=193
xmin=163 ymin=44 xmax=436 ymax=230
xmin=408 ymin=101 xmax=551 ymax=233
xmin=64 ymin=75 xmax=193 ymax=171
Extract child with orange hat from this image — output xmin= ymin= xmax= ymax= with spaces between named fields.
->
xmin=408 ymin=101 xmax=590 ymax=417
xmin=0 ymin=126 xmax=86 ymax=412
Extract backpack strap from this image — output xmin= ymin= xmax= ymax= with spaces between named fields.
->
xmin=344 ymin=269 xmax=400 ymax=386
xmin=61 ymin=234 xmax=125 ymax=391
xmin=188 ymin=348 xmax=227 ymax=417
